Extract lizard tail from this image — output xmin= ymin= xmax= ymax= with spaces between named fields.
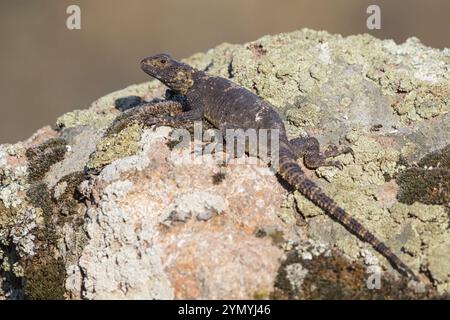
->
xmin=277 ymin=151 xmax=418 ymax=280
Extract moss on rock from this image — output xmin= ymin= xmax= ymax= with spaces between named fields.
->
xmin=26 ymin=138 xmax=67 ymax=183
xmin=273 ymin=246 xmax=439 ymax=300
xmin=51 ymin=171 xmax=86 ymax=218
xmin=24 ymin=183 xmax=66 ymax=299
xmin=23 ymin=257 xmax=66 ymax=300
xmin=397 ymin=145 xmax=450 ymax=205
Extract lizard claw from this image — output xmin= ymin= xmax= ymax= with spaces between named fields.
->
xmin=331 ymin=161 xmax=344 ymax=170
xmin=343 ymin=146 xmax=354 ymax=156
xmin=325 ymin=144 xmax=339 ymax=154
xmin=324 ymin=144 xmax=353 ymax=158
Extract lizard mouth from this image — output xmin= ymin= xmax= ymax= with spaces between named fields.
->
xmin=140 ymin=59 xmax=160 ymax=80
xmin=140 ymin=58 xmax=153 ymax=74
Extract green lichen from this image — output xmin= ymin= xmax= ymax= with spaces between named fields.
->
xmin=388 ymin=202 xmax=449 ymax=293
xmin=87 ymin=122 xmax=142 ymax=171
xmin=277 ymin=193 xmax=299 ymax=225
xmin=26 ymin=138 xmax=67 ymax=183
xmin=285 ymin=101 xmax=322 ymax=128
xmin=105 ymin=110 xmax=140 ymax=137
xmin=427 ymin=234 xmax=450 ymax=294
xmin=396 ymin=145 xmax=450 ymax=205
xmin=389 ymin=83 xmax=449 ymax=123
xmin=56 ymin=109 xmax=116 ymax=131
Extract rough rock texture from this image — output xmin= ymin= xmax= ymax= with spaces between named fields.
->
xmin=0 ymin=29 xmax=449 ymax=299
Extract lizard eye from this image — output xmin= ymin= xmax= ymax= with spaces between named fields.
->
xmin=160 ymin=59 xmax=167 ymax=64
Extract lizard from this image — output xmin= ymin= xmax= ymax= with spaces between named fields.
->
xmin=118 ymin=53 xmax=417 ymax=280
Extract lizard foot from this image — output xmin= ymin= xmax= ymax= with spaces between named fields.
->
xmin=323 ymin=144 xmax=354 ymax=158
xmin=289 ymin=136 xmax=352 ymax=170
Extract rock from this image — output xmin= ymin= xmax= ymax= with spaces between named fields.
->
xmin=0 ymin=29 xmax=449 ymax=299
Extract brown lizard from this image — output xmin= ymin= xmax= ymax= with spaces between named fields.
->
xmin=114 ymin=53 xmax=417 ymax=280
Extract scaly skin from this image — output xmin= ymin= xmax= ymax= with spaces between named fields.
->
xmin=138 ymin=53 xmax=417 ymax=280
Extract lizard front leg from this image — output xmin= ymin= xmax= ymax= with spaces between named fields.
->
xmin=106 ymin=100 xmax=185 ymax=136
xmin=143 ymin=108 xmax=204 ymax=129
xmin=289 ymin=136 xmax=352 ymax=169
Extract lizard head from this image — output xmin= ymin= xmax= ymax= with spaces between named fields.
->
xmin=140 ymin=54 xmax=195 ymax=95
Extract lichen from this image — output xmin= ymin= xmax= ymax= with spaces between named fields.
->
xmin=427 ymin=234 xmax=450 ymax=294
xmin=56 ymin=109 xmax=116 ymax=131
xmin=87 ymin=122 xmax=142 ymax=171
xmin=388 ymin=202 xmax=449 ymax=293
xmin=285 ymin=101 xmax=322 ymax=128
xmin=105 ymin=110 xmax=141 ymax=137
xmin=0 ymin=242 xmax=23 ymax=299
xmin=0 ymin=200 xmax=14 ymax=230
xmin=0 ymin=201 xmax=21 ymax=275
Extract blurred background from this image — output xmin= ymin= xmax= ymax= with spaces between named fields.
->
xmin=0 ymin=0 xmax=449 ymax=143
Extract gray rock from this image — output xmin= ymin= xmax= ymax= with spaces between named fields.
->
xmin=1 ymin=29 xmax=449 ymax=299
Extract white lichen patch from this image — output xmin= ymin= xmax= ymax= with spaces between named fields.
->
xmin=285 ymin=263 xmax=309 ymax=293
xmin=164 ymin=190 xmax=227 ymax=222
xmin=68 ymin=177 xmax=174 ymax=299
xmin=10 ymin=208 xmax=37 ymax=257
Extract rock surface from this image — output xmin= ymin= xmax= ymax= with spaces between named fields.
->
xmin=0 ymin=29 xmax=449 ymax=299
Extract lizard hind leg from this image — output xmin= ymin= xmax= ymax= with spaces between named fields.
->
xmin=289 ymin=136 xmax=352 ymax=170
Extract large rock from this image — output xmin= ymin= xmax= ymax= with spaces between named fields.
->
xmin=0 ymin=29 xmax=449 ymax=299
